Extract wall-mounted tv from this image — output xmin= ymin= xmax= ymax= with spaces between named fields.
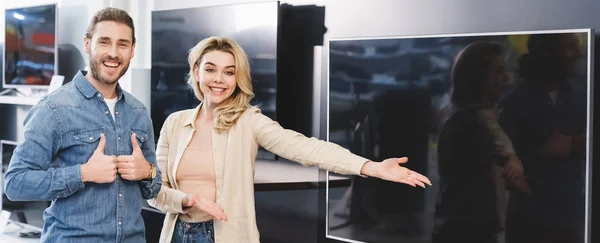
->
xmin=151 ymin=2 xmax=278 ymax=160
xmin=325 ymin=29 xmax=593 ymax=243
xmin=3 ymin=4 xmax=57 ymax=90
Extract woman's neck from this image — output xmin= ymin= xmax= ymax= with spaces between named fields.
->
xmin=199 ymin=104 xmax=216 ymax=124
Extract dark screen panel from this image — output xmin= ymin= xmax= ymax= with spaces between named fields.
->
xmin=327 ymin=30 xmax=592 ymax=243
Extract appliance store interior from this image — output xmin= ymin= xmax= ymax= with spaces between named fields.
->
xmin=0 ymin=0 xmax=599 ymax=242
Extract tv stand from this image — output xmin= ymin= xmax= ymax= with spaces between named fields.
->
xmin=0 ymin=89 xmax=13 ymax=96
xmin=2 ymin=88 xmax=46 ymax=97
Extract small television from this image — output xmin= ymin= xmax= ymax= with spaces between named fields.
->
xmin=151 ymin=2 xmax=278 ymax=160
xmin=3 ymin=3 xmax=58 ymax=90
xmin=325 ymin=29 xmax=593 ymax=243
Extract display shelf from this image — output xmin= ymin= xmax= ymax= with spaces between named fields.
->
xmin=0 ymin=89 xmax=44 ymax=106
xmin=0 ymin=96 xmax=41 ymax=106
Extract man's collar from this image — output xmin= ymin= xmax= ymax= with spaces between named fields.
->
xmin=74 ymin=70 xmax=123 ymax=100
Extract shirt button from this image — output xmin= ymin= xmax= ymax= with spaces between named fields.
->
xmin=118 ymin=222 xmax=122 ymax=225
xmin=119 ymin=194 xmax=122 ymax=197
xmin=115 ymin=111 xmax=119 ymax=115
xmin=97 ymin=94 xmax=102 ymax=97
xmin=89 ymin=137 xmax=93 ymax=141
xmin=105 ymin=111 xmax=109 ymax=114
xmin=118 ymin=137 xmax=121 ymax=140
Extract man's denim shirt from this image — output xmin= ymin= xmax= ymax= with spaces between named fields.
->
xmin=4 ymin=71 xmax=162 ymax=242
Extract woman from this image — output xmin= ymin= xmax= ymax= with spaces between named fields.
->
xmin=147 ymin=36 xmax=431 ymax=243
xmin=432 ymin=41 xmax=528 ymax=243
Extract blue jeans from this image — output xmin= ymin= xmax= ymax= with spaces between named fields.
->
xmin=172 ymin=219 xmax=215 ymax=243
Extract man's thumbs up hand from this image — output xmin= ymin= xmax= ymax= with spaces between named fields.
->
xmin=116 ymin=133 xmax=151 ymax=181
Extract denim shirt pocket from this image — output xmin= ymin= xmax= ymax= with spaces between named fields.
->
xmin=68 ymin=127 xmax=106 ymax=164
xmin=73 ymin=128 xmax=105 ymax=142
xmin=129 ymin=129 xmax=148 ymax=147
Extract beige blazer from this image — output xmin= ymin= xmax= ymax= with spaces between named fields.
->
xmin=147 ymin=104 xmax=368 ymax=243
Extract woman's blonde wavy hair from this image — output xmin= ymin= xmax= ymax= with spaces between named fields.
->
xmin=187 ymin=36 xmax=255 ymax=133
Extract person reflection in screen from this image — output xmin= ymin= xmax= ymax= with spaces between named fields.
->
xmin=147 ymin=36 xmax=432 ymax=243
xmin=9 ymin=51 xmax=24 ymax=84
xmin=433 ymin=41 xmax=530 ymax=243
xmin=499 ymin=33 xmax=586 ymax=243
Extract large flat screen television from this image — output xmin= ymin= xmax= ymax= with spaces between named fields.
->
xmin=151 ymin=2 xmax=278 ymax=160
xmin=325 ymin=29 xmax=593 ymax=243
xmin=3 ymin=4 xmax=57 ymax=89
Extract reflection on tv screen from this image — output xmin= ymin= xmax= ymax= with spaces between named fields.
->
xmin=151 ymin=2 xmax=278 ymax=160
xmin=327 ymin=30 xmax=591 ymax=243
xmin=4 ymin=4 xmax=56 ymax=87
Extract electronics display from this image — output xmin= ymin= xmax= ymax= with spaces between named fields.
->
xmin=326 ymin=29 xmax=593 ymax=243
xmin=3 ymin=4 xmax=57 ymax=89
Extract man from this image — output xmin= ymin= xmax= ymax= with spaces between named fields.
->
xmin=4 ymin=8 xmax=161 ymax=242
xmin=499 ymin=33 xmax=586 ymax=243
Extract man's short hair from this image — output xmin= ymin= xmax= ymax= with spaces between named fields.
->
xmin=85 ymin=7 xmax=136 ymax=44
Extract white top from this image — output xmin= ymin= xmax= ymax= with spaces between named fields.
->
xmin=104 ymin=97 xmax=118 ymax=121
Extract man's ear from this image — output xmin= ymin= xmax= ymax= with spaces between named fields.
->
xmin=131 ymin=43 xmax=136 ymax=59
xmin=83 ymin=37 xmax=91 ymax=54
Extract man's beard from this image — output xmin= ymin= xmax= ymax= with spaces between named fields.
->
xmin=89 ymin=54 xmax=129 ymax=85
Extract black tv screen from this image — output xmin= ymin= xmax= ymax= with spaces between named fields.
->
xmin=151 ymin=2 xmax=278 ymax=160
xmin=326 ymin=29 xmax=593 ymax=243
xmin=3 ymin=4 xmax=57 ymax=89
